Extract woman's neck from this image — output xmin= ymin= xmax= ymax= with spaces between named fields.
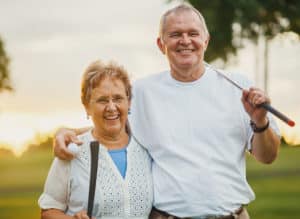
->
xmin=92 ymin=129 xmax=129 ymax=150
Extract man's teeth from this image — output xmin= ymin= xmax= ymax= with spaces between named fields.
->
xmin=178 ymin=49 xmax=193 ymax=53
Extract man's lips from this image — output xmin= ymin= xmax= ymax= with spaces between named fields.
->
xmin=176 ymin=48 xmax=195 ymax=54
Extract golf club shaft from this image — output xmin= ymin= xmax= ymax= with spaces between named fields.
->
xmin=205 ymin=63 xmax=295 ymax=127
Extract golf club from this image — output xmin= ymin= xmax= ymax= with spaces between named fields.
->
xmin=205 ymin=63 xmax=295 ymax=127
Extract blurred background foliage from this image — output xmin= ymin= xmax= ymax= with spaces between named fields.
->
xmin=169 ymin=0 xmax=300 ymax=62
xmin=0 ymin=36 xmax=12 ymax=92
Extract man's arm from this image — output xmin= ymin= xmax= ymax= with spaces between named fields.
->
xmin=53 ymin=127 xmax=91 ymax=160
xmin=41 ymin=209 xmax=74 ymax=219
xmin=251 ymin=121 xmax=280 ymax=164
xmin=242 ymin=88 xmax=281 ymax=164
xmin=42 ymin=209 xmax=93 ymax=219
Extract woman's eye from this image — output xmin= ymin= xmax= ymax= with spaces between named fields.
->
xmin=114 ymin=97 xmax=124 ymax=102
xmin=97 ymin=99 xmax=108 ymax=104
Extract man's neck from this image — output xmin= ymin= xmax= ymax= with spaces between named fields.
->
xmin=170 ymin=64 xmax=205 ymax=82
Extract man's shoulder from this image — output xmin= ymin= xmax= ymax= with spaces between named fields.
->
xmin=133 ymin=71 xmax=169 ymax=88
xmin=227 ymin=71 xmax=253 ymax=89
xmin=212 ymin=67 xmax=253 ymax=88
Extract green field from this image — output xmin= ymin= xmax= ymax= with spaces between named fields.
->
xmin=0 ymin=146 xmax=299 ymax=219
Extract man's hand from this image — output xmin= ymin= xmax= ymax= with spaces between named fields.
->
xmin=53 ymin=128 xmax=83 ymax=160
xmin=242 ymin=87 xmax=280 ymax=164
xmin=241 ymin=87 xmax=269 ymax=126
xmin=73 ymin=210 xmax=95 ymax=219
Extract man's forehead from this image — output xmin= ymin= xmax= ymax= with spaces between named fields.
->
xmin=164 ymin=10 xmax=204 ymax=30
xmin=167 ymin=9 xmax=199 ymax=20
xmin=166 ymin=10 xmax=202 ymax=24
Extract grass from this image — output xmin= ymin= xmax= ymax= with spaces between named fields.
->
xmin=0 ymin=148 xmax=53 ymax=219
xmin=246 ymin=146 xmax=300 ymax=219
xmin=0 ymin=146 xmax=299 ymax=219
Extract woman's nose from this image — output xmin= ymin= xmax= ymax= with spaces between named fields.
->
xmin=106 ymin=100 xmax=117 ymax=111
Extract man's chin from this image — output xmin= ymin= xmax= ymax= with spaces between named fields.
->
xmin=176 ymin=62 xmax=196 ymax=70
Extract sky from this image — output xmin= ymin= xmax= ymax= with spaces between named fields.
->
xmin=0 ymin=0 xmax=299 ymax=154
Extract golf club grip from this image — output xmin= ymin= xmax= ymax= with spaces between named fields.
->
xmin=259 ymin=103 xmax=295 ymax=127
xmin=87 ymin=141 xmax=99 ymax=219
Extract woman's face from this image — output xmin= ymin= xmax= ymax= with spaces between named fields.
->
xmin=85 ymin=77 xmax=130 ymax=138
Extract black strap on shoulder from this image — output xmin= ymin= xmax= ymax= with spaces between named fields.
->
xmin=87 ymin=141 xmax=99 ymax=218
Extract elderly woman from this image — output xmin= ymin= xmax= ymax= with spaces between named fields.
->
xmin=38 ymin=60 xmax=153 ymax=219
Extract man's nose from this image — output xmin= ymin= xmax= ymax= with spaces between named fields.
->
xmin=180 ymin=33 xmax=191 ymax=44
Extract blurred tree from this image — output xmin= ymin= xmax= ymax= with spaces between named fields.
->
xmin=168 ymin=0 xmax=300 ymax=62
xmin=0 ymin=36 xmax=12 ymax=92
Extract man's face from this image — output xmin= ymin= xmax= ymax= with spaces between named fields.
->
xmin=157 ymin=10 xmax=209 ymax=81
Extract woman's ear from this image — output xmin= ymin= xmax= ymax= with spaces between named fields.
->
xmin=84 ymin=105 xmax=91 ymax=119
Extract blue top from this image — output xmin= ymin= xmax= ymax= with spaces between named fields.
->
xmin=108 ymin=147 xmax=127 ymax=178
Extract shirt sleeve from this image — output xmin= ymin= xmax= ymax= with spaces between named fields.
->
xmin=38 ymin=158 xmax=71 ymax=211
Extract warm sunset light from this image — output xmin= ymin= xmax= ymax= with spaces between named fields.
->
xmin=0 ymin=0 xmax=299 ymax=156
xmin=0 ymin=111 xmax=92 ymax=155
xmin=1 ymin=1 xmax=300 ymax=219
xmin=0 ymin=110 xmax=299 ymax=156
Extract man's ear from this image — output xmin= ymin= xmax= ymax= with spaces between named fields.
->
xmin=157 ymin=37 xmax=166 ymax=55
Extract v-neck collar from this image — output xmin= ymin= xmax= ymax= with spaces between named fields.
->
xmin=86 ymin=130 xmax=133 ymax=183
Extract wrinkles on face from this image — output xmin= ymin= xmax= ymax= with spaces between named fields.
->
xmin=159 ymin=10 xmax=209 ymax=82
xmin=86 ymin=78 xmax=130 ymax=139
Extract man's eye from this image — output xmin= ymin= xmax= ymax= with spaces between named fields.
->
xmin=169 ymin=32 xmax=180 ymax=38
xmin=190 ymin=32 xmax=199 ymax=37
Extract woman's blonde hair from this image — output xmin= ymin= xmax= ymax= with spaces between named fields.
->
xmin=81 ymin=60 xmax=132 ymax=106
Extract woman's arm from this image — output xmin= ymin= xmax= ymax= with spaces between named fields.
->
xmin=38 ymin=158 xmax=70 ymax=213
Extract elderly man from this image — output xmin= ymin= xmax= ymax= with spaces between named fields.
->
xmin=54 ymin=4 xmax=280 ymax=219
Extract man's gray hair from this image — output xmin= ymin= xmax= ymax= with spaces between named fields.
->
xmin=159 ymin=4 xmax=209 ymax=39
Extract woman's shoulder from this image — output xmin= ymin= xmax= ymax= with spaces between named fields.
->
xmin=68 ymin=130 xmax=93 ymax=148
xmin=78 ymin=130 xmax=94 ymax=142
xmin=67 ymin=130 xmax=94 ymax=160
xmin=128 ymin=136 xmax=150 ymax=159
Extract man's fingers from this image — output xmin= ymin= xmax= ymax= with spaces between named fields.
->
xmin=243 ymin=87 xmax=269 ymax=107
xmin=53 ymin=128 xmax=80 ymax=159
xmin=61 ymin=148 xmax=75 ymax=160
xmin=73 ymin=210 xmax=89 ymax=219
xmin=241 ymin=90 xmax=251 ymax=106
xmin=254 ymin=96 xmax=266 ymax=106
xmin=70 ymin=136 xmax=83 ymax=145
xmin=53 ymin=145 xmax=74 ymax=160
